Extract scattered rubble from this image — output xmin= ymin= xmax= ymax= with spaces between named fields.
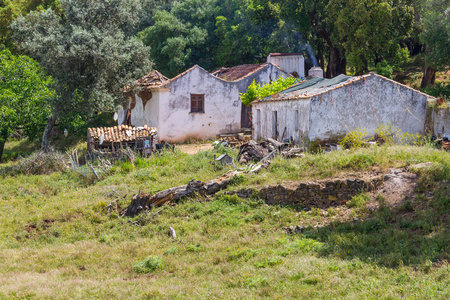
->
xmin=283 ymin=225 xmax=304 ymax=234
xmin=237 ymin=138 xmax=303 ymax=164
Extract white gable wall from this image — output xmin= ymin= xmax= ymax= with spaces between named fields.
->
xmin=158 ymin=67 xmax=241 ymax=142
xmin=308 ymin=74 xmax=430 ymax=141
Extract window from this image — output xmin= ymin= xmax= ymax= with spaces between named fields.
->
xmin=191 ymin=94 xmax=204 ymax=113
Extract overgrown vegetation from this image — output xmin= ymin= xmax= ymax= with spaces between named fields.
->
xmin=240 ymin=77 xmax=300 ymax=106
xmin=0 ymin=142 xmax=449 ymax=298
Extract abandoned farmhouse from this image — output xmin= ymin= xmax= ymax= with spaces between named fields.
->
xmin=118 ymin=54 xmax=303 ymax=142
xmin=118 ymin=54 xmax=447 ymax=145
xmin=252 ymin=73 xmax=436 ymax=144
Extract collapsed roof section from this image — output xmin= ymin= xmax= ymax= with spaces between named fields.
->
xmin=211 ymin=64 xmax=268 ymax=81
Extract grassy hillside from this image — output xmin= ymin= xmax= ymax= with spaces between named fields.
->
xmin=0 ymin=144 xmax=449 ymax=299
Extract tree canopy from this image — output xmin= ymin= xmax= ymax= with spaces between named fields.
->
xmin=420 ymin=0 xmax=450 ymax=69
xmin=11 ymin=0 xmax=153 ymax=148
xmin=0 ymin=49 xmax=53 ymax=161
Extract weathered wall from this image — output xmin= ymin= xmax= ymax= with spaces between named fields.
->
xmin=308 ymin=74 xmax=431 ymax=141
xmin=157 ymin=67 xmax=241 ymax=142
xmin=267 ymin=55 xmax=305 ymax=77
xmin=432 ymin=108 xmax=450 ymax=136
xmin=251 ymin=99 xmax=311 ymax=143
xmin=229 ymin=176 xmax=383 ymax=208
xmin=124 ymin=64 xmax=290 ymax=142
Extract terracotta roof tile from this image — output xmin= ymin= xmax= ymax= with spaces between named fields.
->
xmin=87 ymin=125 xmax=157 ymax=144
xmin=211 ymin=64 xmax=267 ymax=81
xmin=135 ymin=70 xmax=169 ymax=89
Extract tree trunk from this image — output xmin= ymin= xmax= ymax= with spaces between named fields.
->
xmin=307 ymin=10 xmax=346 ymax=78
xmin=0 ymin=140 xmax=5 ymax=163
xmin=41 ymin=113 xmax=56 ymax=152
xmin=421 ymin=66 xmax=436 ymax=88
xmin=326 ymin=46 xmax=347 ymax=78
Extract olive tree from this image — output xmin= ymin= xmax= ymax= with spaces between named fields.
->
xmin=11 ymin=0 xmax=153 ymax=150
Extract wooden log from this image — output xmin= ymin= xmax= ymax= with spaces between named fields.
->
xmin=122 ymin=173 xmax=238 ymax=217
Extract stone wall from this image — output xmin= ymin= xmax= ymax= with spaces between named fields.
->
xmin=230 ymin=176 xmax=383 ymax=208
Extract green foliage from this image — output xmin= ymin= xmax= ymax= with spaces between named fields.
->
xmin=132 ymin=256 xmax=164 ymax=273
xmin=347 ymin=193 xmax=370 ymax=208
xmin=240 ymin=77 xmax=299 ymax=105
xmin=0 ymin=49 xmax=53 ymax=161
xmin=420 ymin=0 xmax=450 ymax=69
xmin=422 ymin=82 xmax=450 ymax=100
xmin=11 ymin=0 xmax=152 ymax=135
xmin=375 ymin=60 xmax=394 ymax=79
xmin=375 ymin=123 xmax=398 ymax=145
xmin=0 ymin=0 xmax=61 ymax=50
xmin=338 ymin=128 xmax=368 ymax=149
xmin=328 ymin=0 xmax=414 ymax=74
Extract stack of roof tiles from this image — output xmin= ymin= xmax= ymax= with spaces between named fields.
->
xmin=88 ymin=125 xmax=157 ymax=144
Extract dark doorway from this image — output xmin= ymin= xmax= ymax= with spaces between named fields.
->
xmin=241 ymin=104 xmax=251 ymax=128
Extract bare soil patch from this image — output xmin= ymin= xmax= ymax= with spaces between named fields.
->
xmin=177 ymin=143 xmax=213 ymax=154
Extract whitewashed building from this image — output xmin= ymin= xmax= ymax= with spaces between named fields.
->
xmin=251 ymin=71 xmax=436 ymax=144
xmin=119 ymin=59 xmax=297 ymax=142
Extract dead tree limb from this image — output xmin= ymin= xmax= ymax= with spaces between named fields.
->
xmin=122 ymin=171 xmax=240 ymax=217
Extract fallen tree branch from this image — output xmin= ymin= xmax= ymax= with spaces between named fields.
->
xmin=122 ymin=164 xmax=265 ymax=217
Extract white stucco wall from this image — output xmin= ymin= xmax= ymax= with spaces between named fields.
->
xmin=308 ymin=74 xmax=430 ymax=141
xmin=157 ymin=67 xmax=242 ymax=142
xmin=267 ymin=55 xmax=305 ymax=77
xmin=433 ymin=108 xmax=450 ymax=137
xmin=251 ymin=99 xmax=311 ymax=143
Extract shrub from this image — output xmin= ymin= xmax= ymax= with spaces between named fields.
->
xmin=347 ymin=193 xmax=370 ymax=208
xmin=375 ymin=123 xmax=399 ymax=145
xmin=240 ymin=77 xmax=300 ymax=106
xmin=0 ymin=149 xmax=68 ymax=176
xmin=339 ymin=128 xmax=368 ymax=149
xmin=375 ymin=60 xmax=394 ymax=79
xmin=132 ymin=256 xmax=164 ymax=274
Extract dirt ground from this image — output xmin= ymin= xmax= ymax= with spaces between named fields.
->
xmin=177 ymin=143 xmax=214 ymax=154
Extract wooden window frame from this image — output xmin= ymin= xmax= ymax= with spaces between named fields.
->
xmin=190 ymin=94 xmax=205 ymax=113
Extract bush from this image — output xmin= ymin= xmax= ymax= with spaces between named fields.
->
xmin=375 ymin=123 xmax=398 ymax=145
xmin=375 ymin=60 xmax=394 ymax=79
xmin=0 ymin=149 xmax=68 ymax=176
xmin=347 ymin=193 xmax=370 ymax=208
xmin=132 ymin=256 xmax=164 ymax=274
xmin=339 ymin=128 xmax=368 ymax=149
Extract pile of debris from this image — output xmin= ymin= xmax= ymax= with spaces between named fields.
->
xmin=237 ymin=138 xmax=304 ymax=164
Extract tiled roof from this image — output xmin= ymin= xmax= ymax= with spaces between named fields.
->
xmin=135 ymin=70 xmax=169 ymax=89
xmin=253 ymin=73 xmax=436 ymax=104
xmin=87 ymin=125 xmax=157 ymax=144
xmin=211 ymin=64 xmax=267 ymax=81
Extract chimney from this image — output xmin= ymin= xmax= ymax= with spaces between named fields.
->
xmin=308 ymin=67 xmax=323 ymax=78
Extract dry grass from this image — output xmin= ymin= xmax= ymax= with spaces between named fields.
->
xmin=0 ymin=144 xmax=449 ymax=299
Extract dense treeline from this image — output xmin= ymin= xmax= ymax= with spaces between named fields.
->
xmin=3 ymin=0 xmax=448 ymax=79
xmin=0 ymin=0 xmax=449 ymax=159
